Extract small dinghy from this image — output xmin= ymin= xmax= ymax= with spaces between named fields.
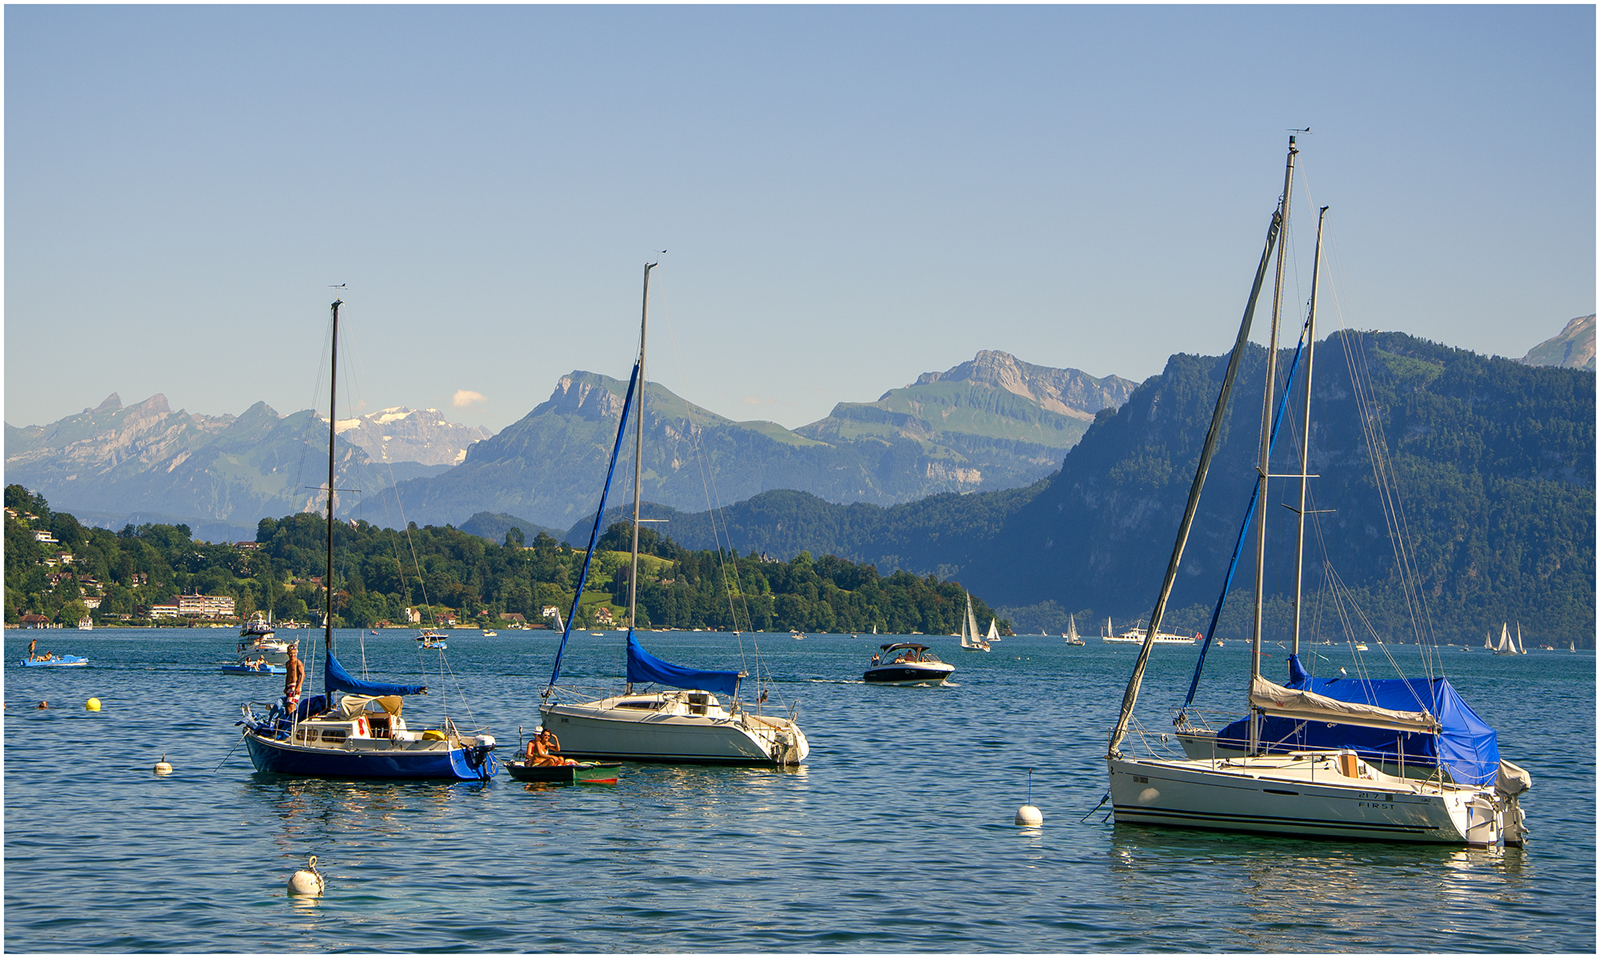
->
xmin=506 ymin=761 xmax=621 ymax=785
xmin=222 ymin=659 xmax=285 ymax=675
xmin=19 ymin=653 xmax=88 ymax=667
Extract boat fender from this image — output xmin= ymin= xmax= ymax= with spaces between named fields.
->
xmin=421 ymin=729 xmax=447 ymax=741
xmin=355 ymin=716 xmax=369 ymax=737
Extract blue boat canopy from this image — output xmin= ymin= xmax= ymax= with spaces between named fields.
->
xmin=325 ymin=652 xmax=426 ymax=698
xmin=1217 ymin=654 xmax=1501 ymax=786
xmin=625 ymin=631 xmax=741 ymax=698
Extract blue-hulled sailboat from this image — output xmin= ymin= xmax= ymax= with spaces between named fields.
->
xmin=235 ymin=299 xmax=497 ymax=781
xmin=534 ymin=263 xmax=808 ymax=767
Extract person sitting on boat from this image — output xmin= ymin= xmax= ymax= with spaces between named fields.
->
xmin=525 ymin=727 xmax=576 ymax=767
xmin=283 ymin=644 xmax=304 ymax=709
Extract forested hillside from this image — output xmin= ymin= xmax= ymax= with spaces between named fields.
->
xmin=4 ymin=485 xmax=1006 ymax=635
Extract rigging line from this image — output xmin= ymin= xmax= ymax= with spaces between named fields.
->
xmin=652 ymin=276 xmax=767 ymax=690
xmin=1342 ymin=329 xmax=1440 ymax=678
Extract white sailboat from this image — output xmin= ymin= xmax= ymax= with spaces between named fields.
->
xmin=538 ymin=263 xmax=809 ymax=767
xmin=1064 ymin=614 xmax=1085 ymax=646
xmin=959 ymin=592 xmax=990 ymax=652
xmin=1106 ymin=137 xmax=1528 ymax=846
xmin=1493 ymin=623 xmax=1519 ymax=656
xmin=1515 ymin=622 xmax=1528 ymax=655
xmin=986 ymin=617 xmax=1001 ymax=642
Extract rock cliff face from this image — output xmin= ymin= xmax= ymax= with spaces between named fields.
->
xmin=1521 ymin=314 xmax=1596 ymax=371
xmin=911 ymin=350 xmax=1135 ymax=420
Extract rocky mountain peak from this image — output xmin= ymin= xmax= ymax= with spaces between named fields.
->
xmin=910 ymin=351 xmax=1135 ymax=418
xmin=1521 ymin=314 xmax=1596 ymax=371
xmin=91 ymin=393 xmax=122 ymax=414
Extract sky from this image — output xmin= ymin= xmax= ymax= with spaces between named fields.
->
xmin=6 ymin=5 xmax=1594 ymax=435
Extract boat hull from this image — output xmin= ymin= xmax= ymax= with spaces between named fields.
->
xmin=506 ymin=761 xmax=621 ymax=784
xmin=863 ymin=663 xmax=955 ymax=685
xmin=222 ymin=664 xmax=285 ymax=675
xmin=541 ymin=702 xmax=808 ymax=766
xmin=1108 ymin=754 xmax=1498 ymax=845
xmin=18 ymin=656 xmax=88 ymax=667
xmin=242 ymin=730 xmax=496 ymax=781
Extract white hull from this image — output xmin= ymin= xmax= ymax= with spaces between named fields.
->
xmin=1108 ymin=752 xmax=1505 ymax=845
xmin=1102 ymin=632 xmax=1195 ymax=646
xmin=542 ymin=692 xmax=808 ymax=766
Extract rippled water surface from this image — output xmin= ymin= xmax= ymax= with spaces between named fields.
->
xmin=5 ymin=629 xmax=1593 ymax=952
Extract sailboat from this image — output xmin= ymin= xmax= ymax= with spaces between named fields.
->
xmin=1064 ymin=614 xmax=1085 ymax=646
xmin=959 ymin=593 xmax=990 ymax=652
xmin=1515 ymin=622 xmax=1528 ymax=655
xmin=236 ymin=299 xmax=498 ymax=781
xmin=537 ymin=263 xmax=809 ymax=767
xmin=1493 ymin=623 xmax=1519 ymax=656
xmin=986 ymin=617 xmax=1001 ymax=642
xmin=1107 ymin=137 xmax=1528 ymax=846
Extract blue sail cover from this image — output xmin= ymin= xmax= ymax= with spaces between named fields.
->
xmin=325 ymin=652 xmax=425 ymax=698
xmin=1215 ymin=654 xmax=1501 ymax=785
xmin=625 ymin=631 xmax=741 ymax=698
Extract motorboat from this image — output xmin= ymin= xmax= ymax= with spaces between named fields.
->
xmin=223 ymin=656 xmax=284 ymax=675
xmin=864 ymin=642 xmax=955 ymax=685
xmin=239 ymin=613 xmax=291 ymax=663
xmin=417 ymin=629 xmax=449 ymax=650
xmin=536 ymin=262 xmax=809 ymax=768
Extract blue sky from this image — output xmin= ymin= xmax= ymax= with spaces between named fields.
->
xmin=6 ymin=5 xmax=1594 ymax=434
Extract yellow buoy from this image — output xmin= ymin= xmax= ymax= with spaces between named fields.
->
xmin=288 ymin=855 xmax=325 ymax=897
xmin=153 ymin=754 xmax=174 ymax=776
xmin=85 ymin=698 xmax=101 ymax=712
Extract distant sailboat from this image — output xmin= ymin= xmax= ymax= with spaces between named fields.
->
xmin=1064 ymin=614 xmax=1085 ymax=646
xmin=1515 ymin=622 xmax=1528 ymax=655
xmin=986 ymin=617 xmax=1000 ymax=642
xmin=1494 ymin=623 xmax=1518 ymax=656
xmin=959 ymin=592 xmax=990 ymax=652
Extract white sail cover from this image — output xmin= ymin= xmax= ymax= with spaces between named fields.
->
xmin=1249 ymin=675 xmax=1440 ymax=733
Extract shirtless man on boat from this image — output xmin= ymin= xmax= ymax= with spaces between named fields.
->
xmin=283 ymin=645 xmax=304 ymax=708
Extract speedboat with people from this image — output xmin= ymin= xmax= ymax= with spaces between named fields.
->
xmin=864 ymin=643 xmax=955 ymax=685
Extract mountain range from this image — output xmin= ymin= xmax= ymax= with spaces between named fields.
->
xmin=376 ymin=350 xmax=1132 ymax=529
xmin=4 ymin=396 xmax=485 ymax=541
xmin=536 ymin=331 xmax=1594 ymax=640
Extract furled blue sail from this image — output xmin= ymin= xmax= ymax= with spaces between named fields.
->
xmin=625 ymin=630 xmax=741 ymax=698
xmin=325 ymin=652 xmax=425 ymax=698
xmin=1214 ymin=654 xmax=1501 ymax=786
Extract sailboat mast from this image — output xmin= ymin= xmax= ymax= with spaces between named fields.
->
xmin=325 ymin=298 xmax=341 ymax=660
xmin=1106 ymin=193 xmax=1284 ymax=759
xmin=1250 ymin=136 xmax=1297 ymax=753
xmin=628 ymin=263 xmax=657 ymax=632
xmin=1290 ymin=206 xmax=1328 ymax=659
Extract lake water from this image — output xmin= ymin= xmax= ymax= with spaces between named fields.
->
xmin=5 ymin=628 xmax=1593 ymax=952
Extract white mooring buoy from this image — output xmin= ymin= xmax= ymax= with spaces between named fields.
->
xmin=153 ymin=754 xmax=173 ymax=776
xmin=1015 ymin=767 xmax=1043 ymax=826
xmin=288 ymin=855 xmax=325 ymax=897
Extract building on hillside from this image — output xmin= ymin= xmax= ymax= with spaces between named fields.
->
xmin=234 ymin=541 xmax=260 ymax=550
xmin=403 ymin=607 xmax=422 ymax=624
xmin=593 ymin=606 xmax=615 ymax=626
xmin=502 ymin=613 xmax=527 ymax=626
xmin=19 ymin=614 xmax=52 ymax=629
xmin=177 ymin=594 xmax=236 ymax=618
xmin=147 ymin=603 xmax=181 ymax=618
xmin=541 ymin=606 xmax=560 ymax=620
xmin=32 ymin=530 xmax=58 ymax=544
